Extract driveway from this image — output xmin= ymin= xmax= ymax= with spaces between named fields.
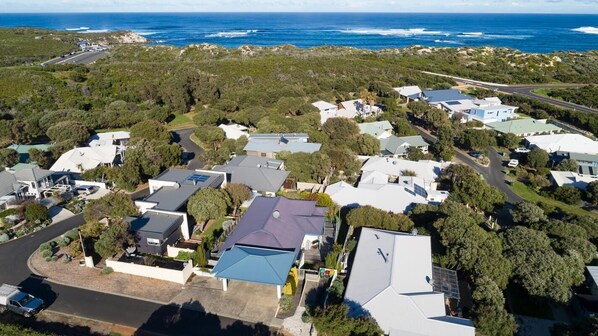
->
xmin=171 ymin=276 xmax=280 ymax=325
xmin=173 ymin=128 xmax=205 ymax=170
xmin=48 ymin=206 xmax=75 ymax=224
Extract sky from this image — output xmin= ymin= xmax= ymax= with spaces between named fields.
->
xmin=1 ymin=0 xmax=598 ymax=14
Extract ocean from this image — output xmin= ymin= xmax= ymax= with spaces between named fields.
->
xmin=1 ymin=12 xmax=597 ymax=53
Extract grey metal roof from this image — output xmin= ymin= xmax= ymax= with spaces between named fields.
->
xmin=244 ymin=139 xmax=321 ymax=154
xmin=422 ymin=90 xmax=472 ymax=104
xmin=130 ymin=211 xmax=182 ymax=234
xmin=248 ymin=133 xmax=309 ymax=140
xmin=147 ymin=169 xmax=224 ymax=211
xmin=0 ymin=171 xmax=18 ymax=197
xmin=556 ymin=151 xmax=598 ymax=163
xmin=380 ymin=135 xmax=428 ymax=155
xmin=214 ymin=157 xmax=290 ymax=193
xmin=13 ymin=167 xmax=53 ymax=182
xmin=219 ymin=196 xmax=326 ymax=256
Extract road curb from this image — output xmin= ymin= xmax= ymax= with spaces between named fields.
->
xmin=38 ymin=310 xmax=139 ymax=336
xmin=27 ymin=248 xmax=169 ymax=306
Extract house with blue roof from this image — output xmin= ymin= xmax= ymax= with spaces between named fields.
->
xmin=212 ymin=196 xmax=326 ymax=298
xmin=422 ymin=89 xmax=473 ymax=107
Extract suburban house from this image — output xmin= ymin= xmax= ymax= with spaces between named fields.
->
xmin=393 ymin=85 xmax=422 ymax=102
xmin=7 ymin=144 xmax=52 ymax=165
xmin=326 ymin=157 xmax=450 ymax=213
xmin=212 ymin=196 xmax=326 ymax=298
xmin=312 ymin=101 xmax=339 ymax=124
xmin=88 ymin=131 xmax=130 ymax=148
xmin=0 ymin=167 xmax=67 ymax=206
xmin=218 ymin=123 xmax=249 ymax=140
xmin=380 ymin=135 xmax=429 ymax=157
xmin=525 ymin=134 xmax=598 ymax=155
xmin=127 ymin=211 xmax=188 ymax=255
xmin=437 ymin=97 xmax=517 ymax=124
xmin=136 ymin=168 xmax=226 ymax=214
xmin=337 ymin=99 xmax=381 ymax=119
xmin=588 ymin=266 xmax=598 ymax=297
xmin=358 ymin=121 xmax=393 ymax=140
xmin=50 ymin=146 xmax=122 ymax=177
xmin=244 ymin=133 xmax=321 ymax=158
xmin=344 ymin=228 xmax=475 ymax=336
xmin=553 ymin=152 xmax=598 ymax=175
xmin=487 ymin=118 xmax=562 ymax=137
xmin=421 ymin=89 xmax=473 ymax=108
xmin=549 ymin=171 xmax=598 ymax=190
xmin=213 ymin=155 xmax=290 ymax=196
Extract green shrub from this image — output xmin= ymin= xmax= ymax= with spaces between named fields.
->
xmin=24 ymin=203 xmax=49 ymax=223
xmin=45 ymin=257 xmax=52 ymax=262
xmin=101 ymin=267 xmax=114 ymax=275
xmin=39 ymin=243 xmax=51 ymax=251
xmin=57 ymin=236 xmax=71 ymax=247
xmin=41 ymin=249 xmax=53 ymax=258
xmin=279 ymin=294 xmax=293 ymax=312
xmin=175 ymin=250 xmax=197 ymax=261
xmin=64 ymin=229 xmax=80 ymax=242
xmin=0 ymin=233 xmax=9 ymax=243
xmin=0 ymin=208 xmax=17 ymax=218
xmin=51 ymin=255 xmax=58 ymax=262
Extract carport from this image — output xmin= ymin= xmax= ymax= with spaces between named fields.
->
xmin=212 ymin=245 xmax=295 ymax=299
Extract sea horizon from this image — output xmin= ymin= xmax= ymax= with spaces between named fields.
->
xmin=1 ymin=12 xmax=597 ymax=53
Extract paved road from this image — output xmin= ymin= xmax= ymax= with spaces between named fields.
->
xmin=422 ymin=71 xmax=597 ymax=115
xmin=43 ymin=50 xmax=109 ymax=66
xmin=0 ymin=214 xmax=274 ymax=335
xmin=173 ymin=128 xmax=205 ymax=170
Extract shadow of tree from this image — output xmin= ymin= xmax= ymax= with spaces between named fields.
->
xmin=18 ymin=275 xmax=57 ymax=307
xmin=135 ymin=300 xmax=276 ymax=336
xmin=0 ymin=310 xmax=105 ymax=336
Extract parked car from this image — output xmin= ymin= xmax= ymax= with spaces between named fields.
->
xmin=515 ymin=147 xmax=531 ymax=153
xmin=469 ymin=151 xmax=483 ymax=159
xmin=508 ymin=159 xmax=519 ymax=168
xmin=74 ymin=185 xmax=99 ymax=196
xmin=0 ymin=284 xmax=44 ymax=317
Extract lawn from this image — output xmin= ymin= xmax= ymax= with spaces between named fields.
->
xmin=511 ymin=181 xmax=598 ymax=218
xmin=94 ymin=127 xmax=130 ymax=133
xmin=167 ymin=112 xmax=196 ymax=129
xmin=200 ymin=216 xmax=228 ymax=241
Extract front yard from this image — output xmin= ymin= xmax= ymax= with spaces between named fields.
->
xmin=511 ymin=181 xmax=598 ymax=218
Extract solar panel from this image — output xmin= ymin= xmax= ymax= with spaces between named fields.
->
xmin=187 ymin=174 xmax=210 ymax=183
xmin=445 ymin=101 xmax=461 ymax=106
xmin=432 ymin=266 xmax=460 ymax=300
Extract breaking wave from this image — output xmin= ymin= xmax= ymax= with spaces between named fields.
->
xmin=205 ymin=30 xmax=258 ymax=38
xmin=339 ymin=28 xmax=448 ymax=36
xmin=572 ymin=26 xmax=598 ymax=35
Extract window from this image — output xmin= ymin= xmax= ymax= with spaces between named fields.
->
xmin=146 ymin=238 xmax=161 ymax=246
xmin=261 ymin=153 xmax=267 ymax=157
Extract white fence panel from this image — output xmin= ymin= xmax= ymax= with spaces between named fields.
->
xmin=106 ymin=258 xmax=194 ymax=284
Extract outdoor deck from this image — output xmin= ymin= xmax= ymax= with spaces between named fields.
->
xmin=303 ymin=222 xmax=335 ymax=263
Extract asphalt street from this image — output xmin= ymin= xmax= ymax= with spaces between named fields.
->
xmin=43 ymin=50 xmax=109 ymax=66
xmin=0 ymin=215 xmax=273 ymax=335
xmin=422 ymin=71 xmax=597 ymax=115
xmin=173 ymin=128 xmax=205 ymax=170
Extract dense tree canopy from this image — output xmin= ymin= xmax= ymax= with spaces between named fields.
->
xmin=347 ymin=205 xmax=414 ymax=232
xmin=130 ymin=120 xmax=171 ymax=142
xmin=46 ymin=120 xmax=89 ymax=145
xmin=285 ymin=152 xmax=332 ymax=184
xmin=322 ymin=118 xmax=360 ymax=146
xmin=187 ymin=188 xmax=231 ymax=223
xmin=442 ymin=164 xmax=507 ymax=212
xmin=0 ymin=148 xmax=19 ymax=169
xmin=525 ymin=148 xmax=549 ymax=170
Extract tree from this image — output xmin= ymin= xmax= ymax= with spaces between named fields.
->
xmin=94 ymin=220 xmax=132 ymax=259
xmin=443 ymin=164 xmax=507 ymax=212
xmin=347 ymin=206 xmax=414 ymax=232
xmin=187 ymin=188 xmax=231 ymax=223
xmin=84 ymin=192 xmax=138 ymax=223
xmin=225 ymin=183 xmax=252 ymax=215
xmin=498 ymin=133 xmax=521 ymax=149
xmin=472 ymin=276 xmax=505 ymax=308
xmin=407 ymin=101 xmax=429 ymax=118
xmin=501 ymin=226 xmax=585 ymax=303
xmin=28 ymin=148 xmax=51 ymax=168
xmin=461 ymin=129 xmax=497 ymax=150
xmin=195 ymin=243 xmax=208 ymax=268
xmin=285 ymin=152 xmax=332 ymax=184
xmin=130 ymin=120 xmax=171 ymax=142
xmin=422 ymin=107 xmax=449 ymax=130
xmin=555 ymin=159 xmax=578 ymax=172
xmin=24 ymin=203 xmax=48 ymax=223
xmin=472 ymin=304 xmax=518 ymax=336
xmin=195 ymin=126 xmax=226 ymax=150
xmin=322 ymin=118 xmax=360 ymax=146
xmin=553 ymin=186 xmax=581 ymax=205
xmin=525 ymin=148 xmax=549 ymax=170
xmin=586 ymin=180 xmax=598 ymax=205
xmin=406 ymin=147 xmax=425 ymax=161
xmin=510 ymin=201 xmax=547 ymax=226
xmin=193 ymin=108 xmax=224 ymax=126
xmin=0 ymin=148 xmax=19 ymax=169
xmin=325 ymin=147 xmax=361 ymax=177
xmin=355 ymin=134 xmax=380 ymax=156
xmin=433 ymin=125 xmax=455 ymax=161
xmin=311 ymin=304 xmax=382 ymax=336
xmin=46 ymin=120 xmax=89 ymax=145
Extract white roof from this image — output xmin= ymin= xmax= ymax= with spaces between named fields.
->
xmin=361 ymin=157 xmax=450 ymax=183
xmin=440 ymin=100 xmax=479 ymax=113
xmin=50 ymin=146 xmax=118 ymax=173
xmin=312 ymin=100 xmax=337 ymax=110
xmin=338 ymin=99 xmax=380 ymax=118
xmin=588 ymin=266 xmax=598 ymax=285
xmin=394 ymin=86 xmax=422 ymax=97
xmin=325 ymin=181 xmax=430 ymax=213
xmin=549 ymin=170 xmax=598 ymax=190
xmin=218 ymin=123 xmax=249 ymax=140
xmin=88 ymin=131 xmax=130 ymax=147
xmin=345 ymin=228 xmax=474 ymax=336
xmin=525 ymin=134 xmax=598 ymax=154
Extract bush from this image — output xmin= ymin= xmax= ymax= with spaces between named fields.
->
xmin=24 ymin=203 xmax=49 ymax=223
xmin=0 ymin=233 xmax=9 ymax=243
xmin=39 ymin=243 xmax=51 ymax=251
xmin=279 ymin=294 xmax=293 ymax=312
xmin=101 ymin=267 xmax=114 ymax=275
xmin=64 ymin=229 xmax=80 ymax=242
xmin=68 ymin=240 xmax=83 ymax=257
xmin=553 ymin=186 xmax=582 ymax=205
xmin=51 ymin=255 xmax=58 ymax=262
xmin=57 ymin=236 xmax=71 ymax=247
xmin=175 ymin=250 xmax=198 ymax=261
xmin=41 ymin=249 xmax=53 ymax=258
xmin=45 ymin=257 xmax=52 ymax=262
xmin=0 ymin=208 xmax=17 ymax=218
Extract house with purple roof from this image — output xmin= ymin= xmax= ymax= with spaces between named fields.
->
xmin=212 ymin=196 xmax=326 ymax=298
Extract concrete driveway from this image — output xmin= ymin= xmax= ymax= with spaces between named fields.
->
xmin=48 ymin=206 xmax=75 ymax=223
xmin=171 ymin=276 xmax=279 ymax=325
